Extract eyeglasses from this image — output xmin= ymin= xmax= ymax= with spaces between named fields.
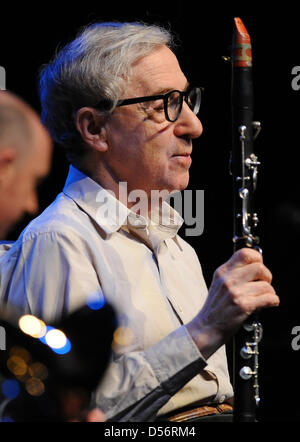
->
xmin=104 ymin=86 xmax=203 ymax=122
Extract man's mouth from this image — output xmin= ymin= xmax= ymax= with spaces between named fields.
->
xmin=171 ymin=152 xmax=192 ymax=166
xmin=172 ymin=151 xmax=192 ymax=157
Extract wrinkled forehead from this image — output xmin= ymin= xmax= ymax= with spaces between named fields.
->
xmin=126 ymin=45 xmax=188 ymax=96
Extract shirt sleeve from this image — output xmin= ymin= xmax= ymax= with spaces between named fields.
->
xmin=95 ymin=324 xmax=207 ymax=422
xmin=1 ymin=230 xmax=207 ymax=421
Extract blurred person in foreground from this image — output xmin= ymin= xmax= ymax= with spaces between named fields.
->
xmin=0 ymin=22 xmax=279 ymax=422
xmin=0 ymin=91 xmax=110 ymax=422
xmin=0 ymin=90 xmax=52 ymax=240
xmin=0 ymin=301 xmax=115 ymax=422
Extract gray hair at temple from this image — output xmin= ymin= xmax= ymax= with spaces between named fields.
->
xmin=39 ymin=22 xmax=174 ymax=162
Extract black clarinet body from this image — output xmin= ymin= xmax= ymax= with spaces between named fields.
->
xmin=230 ymin=17 xmax=263 ymax=422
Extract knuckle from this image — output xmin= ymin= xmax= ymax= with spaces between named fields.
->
xmin=259 ymin=281 xmax=276 ymax=298
xmin=221 ymin=276 xmax=236 ymax=292
xmin=268 ymin=286 xmax=277 ymax=298
xmin=268 ymin=269 xmax=273 ymax=282
xmin=238 ymin=248 xmax=249 ymax=260
xmin=238 ymin=247 xmax=262 ymax=264
xmin=214 ymin=265 xmax=225 ymax=280
xmin=267 ymin=283 xmax=275 ymax=294
xmin=236 ymin=248 xmax=249 ymax=263
xmin=260 ymin=280 xmax=272 ymax=292
xmin=257 ymin=263 xmax=272 ymax=281
xmin=255 ymin=262 xmax=265 ymax=277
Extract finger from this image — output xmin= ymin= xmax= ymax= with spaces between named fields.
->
xmin=233 ymin=262 xmax=273 ymax=284
xmin=217 ymin=248 xmax=263 ymax=277
xmin=215 ymin=248 xmax=265 ymax=281
xmin=249 ymin=280 xmax=277 ymax=296
xmin=229 ymin=248 xmax=263 ymax=268
xmin=243 ymin=292 xmax=280 ymax=314
xmin=232 ymin=282 xmax=279 ymax=314
xmin=231 ymin=280 xmax=275 ymax=297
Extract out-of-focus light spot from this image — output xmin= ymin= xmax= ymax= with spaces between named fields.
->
xmin=1 ymin=379 xmax=20 ymax=399
xmin=87 ymin=293 xmax=106 ymax=310
xmin=10 ymin=346 xmax=30 ymax=363
xmin=7 ymin=355 xmax=27 ymax=377
xmin=50 ymin=338 xmax=71 ymax=355
xmin=38 ymin=326 xmax=71 ymax=354
xmin=38 ymin=325 xmax=53 ymax=345
xmin=45 ymin=329 xmax=67 ymax=349
xmin=25 ymin=377 xmax=45 ymax=396
xmin=113 ymin=326 xmax=134 ymax=347
xmin=18 ymin=315 xmax=46 ymax=338
xmin=28 ymin=362 xmax=48 ymax=380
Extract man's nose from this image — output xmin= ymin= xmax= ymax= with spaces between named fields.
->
xmin=174 ymin=103 xmax=203 ymax=139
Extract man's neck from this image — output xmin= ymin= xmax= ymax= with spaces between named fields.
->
xmin=73 ymin=161 xmax=170 ymax=219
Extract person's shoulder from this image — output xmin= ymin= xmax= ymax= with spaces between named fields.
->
xmin=19 ymin=192 xmax=87 ymax=244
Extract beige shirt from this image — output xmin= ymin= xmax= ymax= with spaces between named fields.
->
xmin=0 ymin=165 xmax=233 ymax=421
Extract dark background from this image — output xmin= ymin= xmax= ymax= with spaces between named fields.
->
xmin=1 ymin=2 xmax=300 ymax=421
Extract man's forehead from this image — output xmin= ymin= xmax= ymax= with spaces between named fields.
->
xmin=128 ymin=46 xmax=187 ymax=95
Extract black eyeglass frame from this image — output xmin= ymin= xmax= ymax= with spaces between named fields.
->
xmin=114 ymin=86 xmax=204 ymax=122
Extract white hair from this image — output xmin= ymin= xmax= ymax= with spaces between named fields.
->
xmin=39 ymin=22 xmax=174 ymax=161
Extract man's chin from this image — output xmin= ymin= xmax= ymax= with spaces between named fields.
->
xmin=173 ymin=174 xmax=190 ymax=192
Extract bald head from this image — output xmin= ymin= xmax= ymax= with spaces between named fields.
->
xmin=0 ymin=91 xmax=52 ymax=238
xmin=0 ymin=90 xmax=50 ymax=154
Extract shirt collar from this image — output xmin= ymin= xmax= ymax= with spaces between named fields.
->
xmin=63 ymin=165 xmax=129 ymax=234
xmin=63 ymin=165 xmax=184 ymax=246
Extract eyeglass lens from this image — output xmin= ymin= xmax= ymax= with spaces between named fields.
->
xmin=186 ymin=88 xmax=201 ymax=115
xmin=167 ymin=88 xmax=201 ymax=122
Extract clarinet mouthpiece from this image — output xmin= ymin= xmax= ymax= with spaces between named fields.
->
xmin=232 ymin=17 xmax=252 ymax=67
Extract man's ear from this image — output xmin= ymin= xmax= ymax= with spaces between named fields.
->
xmin=75 ymin=107 xmax=108 ymax=152
xmin=0 ymin=147 xmax=16 ymax=172
xmin=0 ymin=147 xmax=16 ymax=190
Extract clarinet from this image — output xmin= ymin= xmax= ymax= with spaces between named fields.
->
xmin=230 ymin=17 xmax=263 ymax=422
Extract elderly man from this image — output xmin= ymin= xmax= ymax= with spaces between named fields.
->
xmin=0 ymin=22 xmax=279 ymax=422
xmin=0 ymin=90 xmax=52 ymax=239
